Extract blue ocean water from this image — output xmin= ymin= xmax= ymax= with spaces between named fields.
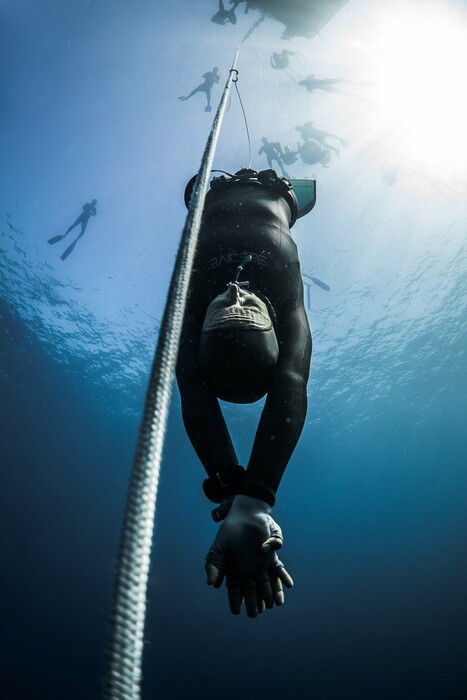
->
xmin=1 ymin=1 xmax=467 ymax=699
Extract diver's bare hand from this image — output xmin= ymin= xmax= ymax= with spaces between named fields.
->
xmin=205 ymin=495 xmax=294 ymax=618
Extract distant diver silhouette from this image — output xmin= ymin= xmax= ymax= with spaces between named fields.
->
xmin=282 ymin=145 xmax=301 ymax=166
xmin=270 ymin=49 xmax=306 ymax=79
xmin=299 ymin=141 xmax=333 ymax=168
xmin=296 ymin=122 xmax=349 ymax=154
xmin=48 ymin=199 xmax=97 ymax=260
xmin=179 ymin=67 xmax=220 ymax=112
xmin=298 ymin=74 xmax=350 ymax=93
xmin=298 ymin=74 xmax=371 ymax=104
xmin=270 ymin=50 xmax=296 ymax=70
xmin=211 ymin=0 xmax=242 ymax=25
xmin=258 ymin=137 xmax=290 ymax=179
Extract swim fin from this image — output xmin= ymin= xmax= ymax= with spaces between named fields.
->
xmin=309 ymin=276 xmax=330 ymax=291
xmin=48 ymin=235 xmax=65 ymax=244
xmin=60 ymin=239 xmax=78 ymax=261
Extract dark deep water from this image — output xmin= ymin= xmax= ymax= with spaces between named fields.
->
xmin=2 ymin=1 xmax=467 ymax=697
xmin=1 ymin=292 xmax=467 ymax=700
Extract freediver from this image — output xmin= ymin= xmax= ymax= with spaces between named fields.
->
xmin=296 ymin=121 xmax=349 ymax=154
xmin=298 ymin=140 xmax=333 ymax=168
xmin=270 ymin=50 xmax=296 ymax=70
xmin=282 ymin=145 xmax=301 ymax=166
xmin=298 ymin=74 xmax=372 ymax=104
xmin=177 ymin=168 xmax=313 ymax=618
xmin=211 ymin=0 xmax=239 ymax=25
xmin=47 ymin=199 xmax=97 ymax=261
xmin=179 ymin=67 xmax=220 ymax=112
xmin=298 ymin=74 xmax=348 ymax=93
xmin=258 ymin=137 xmax=290 ymax=179
xmin=298 ymin=73 xmax=364 ymax=97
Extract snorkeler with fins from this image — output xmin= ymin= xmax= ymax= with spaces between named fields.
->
xmin=48 ymin=199 xmax=97 ymax=261
xmin=179 ymin=67 xmax=220 ymax=112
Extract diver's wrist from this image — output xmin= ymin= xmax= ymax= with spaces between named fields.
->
xmin=231 ymin=494 xmax=272 ymax=515
xmin=202 ymin=464 xmax=246 ymax=503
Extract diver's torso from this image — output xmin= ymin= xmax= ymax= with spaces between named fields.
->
xmin=193 ymin=183 xmax=302 ymax=312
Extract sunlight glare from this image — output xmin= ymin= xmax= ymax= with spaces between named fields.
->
xmin=369 ymin=3 xmax=467 ymax=180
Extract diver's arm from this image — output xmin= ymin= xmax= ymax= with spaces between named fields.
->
xmin=239 ymin=299 xmax=312 ymax=506
xmin=203 ymin=302 xmax=310 ymax=616
xmin=176 ymin=310 xmax=240 ymax=481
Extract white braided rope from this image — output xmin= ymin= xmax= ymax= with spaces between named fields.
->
xmin=104 ymin=56 xmax=239 ymax=700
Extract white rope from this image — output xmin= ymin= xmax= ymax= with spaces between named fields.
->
xmin=105 ymin=52 xmax=240 ymax=700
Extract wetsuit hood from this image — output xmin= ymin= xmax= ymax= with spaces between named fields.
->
xmin=199 ymin=285 xmax=279 ymax=403
xmin=202 ymin=284 xmax=273 ymax=332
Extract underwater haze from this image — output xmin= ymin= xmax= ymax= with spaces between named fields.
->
xmin=1 ymin=1 xmax=467 ymax=698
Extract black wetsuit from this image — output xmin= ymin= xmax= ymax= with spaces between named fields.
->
xmin=65 ymin=202 xmax=96 ymax=236
xmin=176 ymin=173 xmax=312 ymax=506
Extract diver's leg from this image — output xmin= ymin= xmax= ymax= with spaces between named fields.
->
xmin=321 ymin=85 xmax=349 ymax=95
xmin=204 ymin=87 xmax=212 ymax=111
xmin=322 ymin=81 xmax=370 ymax=104
xmin=64 ymin=216 xmax=82 ymax=236
xmin=322 ymin=133 xmax=349 ymax=148
xmin=319 ymin=79 xmax=343 ymax=90
xmin=323 ymin=141 xmax=340 ymax=155
xmin=274 ymin=157 xmax=291 ymax=180
xmin=185 ymin=85 xmax=204 ymax=99
xmin=243 ymin=301 xmax=312 ymax=504
xmin=314 ymin=129 xmax=346 ymax=149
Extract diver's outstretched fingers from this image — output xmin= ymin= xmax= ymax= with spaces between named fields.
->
xmin=269 ymin=559 xmax=294 ymax=604
xmin=270 ymin=576 xmax=284 ymax=606
xmin=243 ymin=579 xmax=259 ymax=618
xmin=257 ymin=574 xmax=274 ymax=609
xmin=277 ymin=566 xmax=294 ymax=589
xmin=227 ymin=579 xmax=243 ymax=615
xmin=205 ymin=562 xmax=224 ymax=588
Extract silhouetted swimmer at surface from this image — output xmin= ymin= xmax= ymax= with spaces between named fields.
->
xmin=298 ymin=74 xmax=350 ymax=93
xmin=47 ymin=199 xmax=97 ymax=261
xmin=258 ymin=137 xmax=290 ymax=179
xmin=296 ymin=122 xmax=349 ymax=154
xmin=211 ymin=0 xmax=242 ymax=25
xmin=179 ymin=67 xmax=220 ymax=112
xmin=299 ymin=141 xmax=333 ymax=168
xmin=282 ymin=145 xmax=300 ymax=165
xmin=298 ymin=74 xmax=372 ymax=104
xmin=270 ymin=50 xmax=296 ymax=70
